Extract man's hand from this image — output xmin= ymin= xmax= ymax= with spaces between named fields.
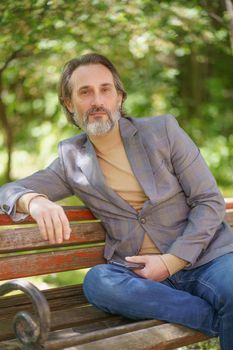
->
xmin=125 ymin=255 xmax=170 ymax=282
xmin=28 ymin=196 xmax=71 ymax=244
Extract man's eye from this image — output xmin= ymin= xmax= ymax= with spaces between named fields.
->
xmin=81 ymin=90 xmax=88 ymax=95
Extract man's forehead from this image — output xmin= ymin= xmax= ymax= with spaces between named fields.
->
xmin=70 ymin=64 xmax=114 ymax=88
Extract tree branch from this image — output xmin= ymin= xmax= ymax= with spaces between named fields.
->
xmin=0 ymin=49 xmax=22 ymax=74
xmin=201 ymin=0 xmax=224 ymax=24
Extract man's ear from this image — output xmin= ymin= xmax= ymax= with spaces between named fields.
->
xmin=64 ymin=99 xmax=74 ymax=113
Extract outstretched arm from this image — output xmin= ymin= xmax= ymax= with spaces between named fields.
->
xmin=0 ymin=157 xmax=73 ymax=243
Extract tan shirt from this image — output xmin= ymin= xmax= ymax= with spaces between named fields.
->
xmin=90 ymin=123 xmax=188 ymax=275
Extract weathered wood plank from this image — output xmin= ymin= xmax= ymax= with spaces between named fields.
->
xmin=225 ymin=198 xmax=233 ymax=210
xmin=64 ymin=323 xmax=210 ymax=350
xmin=0 ymin=207 xmax=95 ymax=226
xmin=0 ymin=246 xmax=105 ymax=280
xmin=0 ymin=285 xmax=87 ymax=315
xmin=45 ymin=320 xmax=164 ymax=350
xmin=0 ymin=304 xmax=127 ymax=341
xmin=0 ymin=319 xmax=150 ymax=349
xmin=0 ymin=222 xmax=105 ymax=253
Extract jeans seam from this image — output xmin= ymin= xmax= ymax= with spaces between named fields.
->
xmin=176 ymin=276 xmax=221 ymax=335
xmin=176 ymin=277 xmax=220 ymax=301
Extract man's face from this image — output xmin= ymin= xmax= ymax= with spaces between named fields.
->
xmin=66 ymin=64 xmax=123 ymax=136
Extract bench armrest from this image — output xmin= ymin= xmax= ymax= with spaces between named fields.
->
xmin=0 ymin=280 xmax=50 ymax=349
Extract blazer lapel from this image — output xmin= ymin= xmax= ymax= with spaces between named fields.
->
xmin=78 ymin=137 xmax=136 ymax=214
xmin=119 ymin=118 xmax=157 ymax=204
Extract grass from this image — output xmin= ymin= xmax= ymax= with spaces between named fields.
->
xmin=219 ymin=186 xmax=233 ymax=198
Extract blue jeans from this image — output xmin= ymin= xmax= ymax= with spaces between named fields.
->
xmin=83 ymin=253 xmax=233 ymax=350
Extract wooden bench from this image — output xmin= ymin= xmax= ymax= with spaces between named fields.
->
xmin=0 ymin=199 xmax=233 ymax=350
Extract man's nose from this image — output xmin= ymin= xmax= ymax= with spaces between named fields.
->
xmin=91 ymin=93 xmax=103 ymax=107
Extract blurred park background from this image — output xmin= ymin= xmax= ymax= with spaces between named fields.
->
xmin=0 ymin=2 xmax=232 ymax=348
xmin=0 ymin=0 xmax=233 ymax=195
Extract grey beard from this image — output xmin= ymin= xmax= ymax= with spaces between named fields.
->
xmin=73 ymin=108 xmax=121 ymax=136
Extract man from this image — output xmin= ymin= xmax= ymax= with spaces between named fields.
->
xmin=0 ymin=53 xmax=233 ymax=349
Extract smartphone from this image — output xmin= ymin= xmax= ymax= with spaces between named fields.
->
xmin=108 ymin=259 xmax=145 ymax=270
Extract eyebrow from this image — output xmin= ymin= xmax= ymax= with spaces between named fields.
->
xmin=78 ymin=83 xmax=114 ymax=91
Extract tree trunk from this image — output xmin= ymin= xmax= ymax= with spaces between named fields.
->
xmin=225 ymin=0 xmax=233 ymax=54
xmin=0 ymin=74 xmax=13 ymax=182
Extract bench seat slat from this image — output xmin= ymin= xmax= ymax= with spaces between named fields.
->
xmin=46 ymin=320 xmax=164 ymax=350
xmin=0 ymin=304 xmax=125 ymax=341
xmin=0 ymin=319 xmax=141 ymax=349
xmin=0 ymin=223 xmax=105 ymax=253
xmin=0 ymin=246 xmax=105 ymax=280
xmin=0 ymin=285 xmax=87 ymax=315
xmin=65 ymin=323 xmax=210 ymax=350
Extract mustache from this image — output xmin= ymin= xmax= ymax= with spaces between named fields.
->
xmin=85 ymin=106 xmax=111 ymax=119
xmin=88 ymin=106 xmax=109 ymax=113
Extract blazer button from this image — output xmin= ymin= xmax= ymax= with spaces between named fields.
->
xmin=140 ymin=218 xmax=146 ymax=224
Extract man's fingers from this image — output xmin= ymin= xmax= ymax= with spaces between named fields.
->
xmin=125 ymin=256 xmax=146 ymax=263
xmin=58 ymin=209 xmax=71 ymax=240
xmin=43 ymin=215 xmax=56 ymax=244
xmin=44 ymin=209 xmax=71 ymax=244
xmin=37 ymin=217 xmax=48 ymax=241
xmin=52 ymin=213 xmax=64 ymax=244
xmin=29 ymin=197 xmax=71 ymax=243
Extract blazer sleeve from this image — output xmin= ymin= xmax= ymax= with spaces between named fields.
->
xmin=0 ymin=157 xmax=74 ymax=221
xmin=164 ymin=115 xmax=226 ymax=266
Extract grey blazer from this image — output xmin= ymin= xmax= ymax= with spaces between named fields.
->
xmin=1 ymin=115 xmax=233 ymax=268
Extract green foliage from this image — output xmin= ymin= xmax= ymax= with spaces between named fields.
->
xmin=0 ymin=1 xmax=232 ymax=179
xmin=201 ymin=135 xmax=233 ymax=186
xmin=182 ymin=338 xmax=220 ymax=349
xmin=0 ymin=0 xmax=232 ymax=187
xmin=42 ymin=269 xmax=88 ymax=287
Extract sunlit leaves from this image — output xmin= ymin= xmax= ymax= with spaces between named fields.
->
xmin=0 ymin=0 xmax=232 ymax=189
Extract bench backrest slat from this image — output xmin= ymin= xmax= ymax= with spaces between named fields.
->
xmin=0 ymin=206 xmax=95 ymax=226
xmin=0 ymin=222 xmax=105 ymax=253
xmin=225 ymin=199 xmax=233 ymax=210
xmin=225 ymin=210 xmax=233 ymax=226
xmin=0 ymin=246 xmax=105 ymax=280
